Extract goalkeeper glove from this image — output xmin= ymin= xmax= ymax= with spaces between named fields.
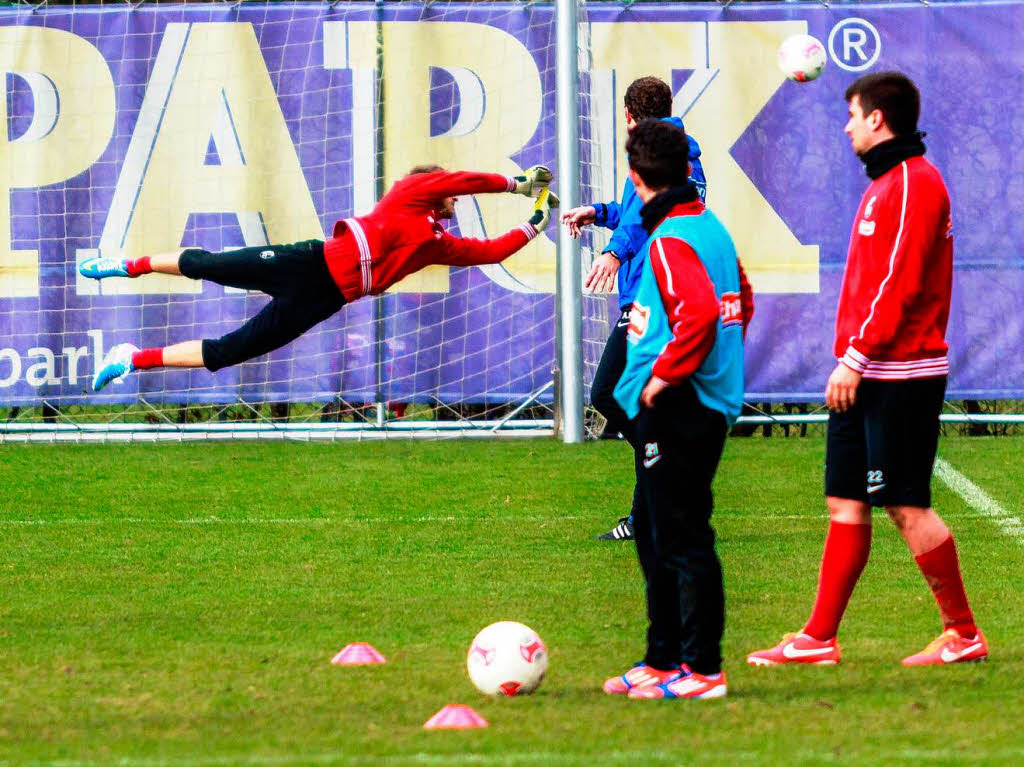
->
xmin=512 ymin=165 xmax=553 ymax=198
xmin=527 ymin=188 xmax=554 ymax=233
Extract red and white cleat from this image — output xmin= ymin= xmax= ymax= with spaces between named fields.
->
xmin=628 ymin=669 xmax=727 ymax=700
xmin=603 ymin=663 xmax=680 ymax=695
xmin=902 ymin=628 xmax=988 ymax=666
xmin=746 ymin=632 xmax=841 ymax=666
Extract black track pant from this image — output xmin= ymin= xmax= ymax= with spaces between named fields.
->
xmin=632 ymin=382 xmax=727 ymax=674
xmin=591 ymin=308 xmax=632 ymax=440
xmin=591 ymin=308 xmax=643 ymax=517
xmin=178 ymin=241 xmax=346 ymax=372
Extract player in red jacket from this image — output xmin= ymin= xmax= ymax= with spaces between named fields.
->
xmin=80 ymin=165 xmax=555 ymax=390
xmin=748 ymin=72 xmax=987 ymax=668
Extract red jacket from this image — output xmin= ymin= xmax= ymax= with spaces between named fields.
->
xmin=835 ymin=156 xmax=953 ymax=380
xmin=648 ymin=201 xmax=754 ymax=384
xmin=323 ymin=171 xmax=538 ymax=302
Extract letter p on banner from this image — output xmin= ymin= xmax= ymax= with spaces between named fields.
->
xmin=0 ymin=28 xmax=114 ymax=297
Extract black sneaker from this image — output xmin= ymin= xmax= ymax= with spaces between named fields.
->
xmin=597 ymin=517 xmax=634 ymax=541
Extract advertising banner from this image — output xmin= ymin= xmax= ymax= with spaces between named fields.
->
xmin=0 ymin=2 xmax=1020 ymax=405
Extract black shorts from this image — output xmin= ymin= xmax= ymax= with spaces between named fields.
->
xmin=179 ymin=241 xmax=346 ymax=372
xmin=825 ymin=376 xmax=946 ymax=508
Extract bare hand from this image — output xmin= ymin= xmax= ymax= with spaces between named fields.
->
xmin=825 ymin=362 xmax=862 ymax=412
xmin=640 ymin=376 xmax=671 ymax=409
xmin=584 ymin=253 xmax=619 ymax=293
xmin=560 ymin=205 xmax=597 ymax=238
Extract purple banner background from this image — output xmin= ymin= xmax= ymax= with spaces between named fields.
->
xmin=0 ymin=1 xmax=1020 ymax=407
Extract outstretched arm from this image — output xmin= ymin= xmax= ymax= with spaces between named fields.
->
xmin=435 ymin=227 xmax=537 ymax=267
xmin=434 ymin=197 xmax=554 ymax=267
xmin=398 ymin=170 xmax=517 ymax=210
xmin=560 ymin=199 xmax=622 ymax=238
xmin=594 ymin=200 xmax=622 ymax=230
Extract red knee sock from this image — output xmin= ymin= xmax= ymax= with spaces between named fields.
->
xmin=131 ymin=348 xmax=164 ymax=370
xmin=914 ymin=535 xmax=977 ymax=637
xmin=803 ymin=521 xmax=872 ymax=641
xmin=125 ymin=257 xmax=152 ymax=276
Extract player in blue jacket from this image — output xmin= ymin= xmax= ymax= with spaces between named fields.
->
xmin=561 ymin=76 xmax=707 ymax=542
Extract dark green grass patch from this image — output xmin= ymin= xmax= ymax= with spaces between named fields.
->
xmin=1 ymin=437 xmax=1022 ymax=766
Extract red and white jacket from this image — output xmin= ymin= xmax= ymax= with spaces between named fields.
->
xmin=835 ymin=155 xmax=953 ymax=380
xmin=323 ymin=171 xmax=538 ymax=302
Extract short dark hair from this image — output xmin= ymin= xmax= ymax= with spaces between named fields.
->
xmin=408 ymin=163 xmax=444 ymax=175
xmin=625 ymin=118 xmax=690 ymax=190
xmin=624 ymin=76 xmax=673 ymax=121
xmin=844 ymin=71 xmax=920 ymax=136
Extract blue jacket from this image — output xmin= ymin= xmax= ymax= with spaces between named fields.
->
xmin=591 ymin=117 xmax=707 ymax=309
xmin=613 ymin=208 xmax=744 ymax=425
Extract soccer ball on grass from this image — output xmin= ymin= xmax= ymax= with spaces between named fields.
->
xmin=778 ymin=34 xmax=827 ymax=83
xmin=466 ymin=621 xmax=547 ymax=696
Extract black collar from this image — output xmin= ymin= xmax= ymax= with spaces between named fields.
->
xmin=640 ymin=182 xmax=700 ymax=233
xmin=861 ymin=132 xmax=927 ymax=180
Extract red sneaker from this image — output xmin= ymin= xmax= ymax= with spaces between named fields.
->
xmin=603 ymin=664 xmax=680 ymax=695
xmin=902 ymin=628 xmax=988 ymax=666
xmin=746 ymin=632 xmax=841 ymax=666
xmin=628 ymin=669 xmax=727 ymax=700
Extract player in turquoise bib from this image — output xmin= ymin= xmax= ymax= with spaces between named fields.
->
xmin=602 ymin=119 xmax=752 ymax=702
xmin=614 ymin=207 xmax=745 ymax=425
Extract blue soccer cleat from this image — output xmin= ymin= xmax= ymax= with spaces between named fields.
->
xmin=80 ymin=256 xmax=130 ymax=279
xmin=92 ymin=344 xmax=139 ymax=391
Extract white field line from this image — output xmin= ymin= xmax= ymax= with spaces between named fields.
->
xmin=0 ymin=513 xmax=824 ymax=528
xmin=934 ymin=456 xmax=1024 ymax=543
xmin=4 ymin=754 xmax=678 ymax=767
xmin=0 ymin=515 xmax=595 ymax=527
xmin=7 ymin=753 xmax=682 ymax=767
xmin=12 ymin=747 xmax=1024 ymax=767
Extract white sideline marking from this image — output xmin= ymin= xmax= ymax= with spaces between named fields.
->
xmin=0 ymin=753 xmax=733 ymax=767
xmin=935 ymin=457 xmax=1024 ymax=543
xmin=0 ymin=513 xmax=820 ymax=528
xmin=14 ymin=748 xmax=1024 ymax=767
xmin=0 ymin=518 xmax=328 ymax=527
xmin=0 ymin=515 xmax=595 ymax=527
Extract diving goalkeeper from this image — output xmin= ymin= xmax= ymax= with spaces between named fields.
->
xmin=80 ymin=165 xmax=556 ymax=390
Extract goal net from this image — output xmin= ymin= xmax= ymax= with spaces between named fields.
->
xmin=0 ymin=0 xmax=605 ymax=441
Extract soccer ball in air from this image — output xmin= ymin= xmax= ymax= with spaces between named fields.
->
xmin=466 ymin=621 xmax=547 ymax=696
xmin=778 ymin=34 xmax=827 ymax=83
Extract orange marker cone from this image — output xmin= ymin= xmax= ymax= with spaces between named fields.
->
xmin=330 ymin=642 xmax=386 ymax=665
xmin=423 ymin=704 xmax=489 ymax=729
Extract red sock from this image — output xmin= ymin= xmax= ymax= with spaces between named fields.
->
xmin=803 ymin=521 xmax=872 ymax=641
xmin=131 ymin=348 xmax=164 ymax=370
xmin=914 ymin=535 xmax=977 ymax=637
xmin=125 ymin=256 xmax=152 ymax=276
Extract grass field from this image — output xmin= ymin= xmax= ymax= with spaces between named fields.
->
xmin=2 ymin=435 xmax=1023 ymax=766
